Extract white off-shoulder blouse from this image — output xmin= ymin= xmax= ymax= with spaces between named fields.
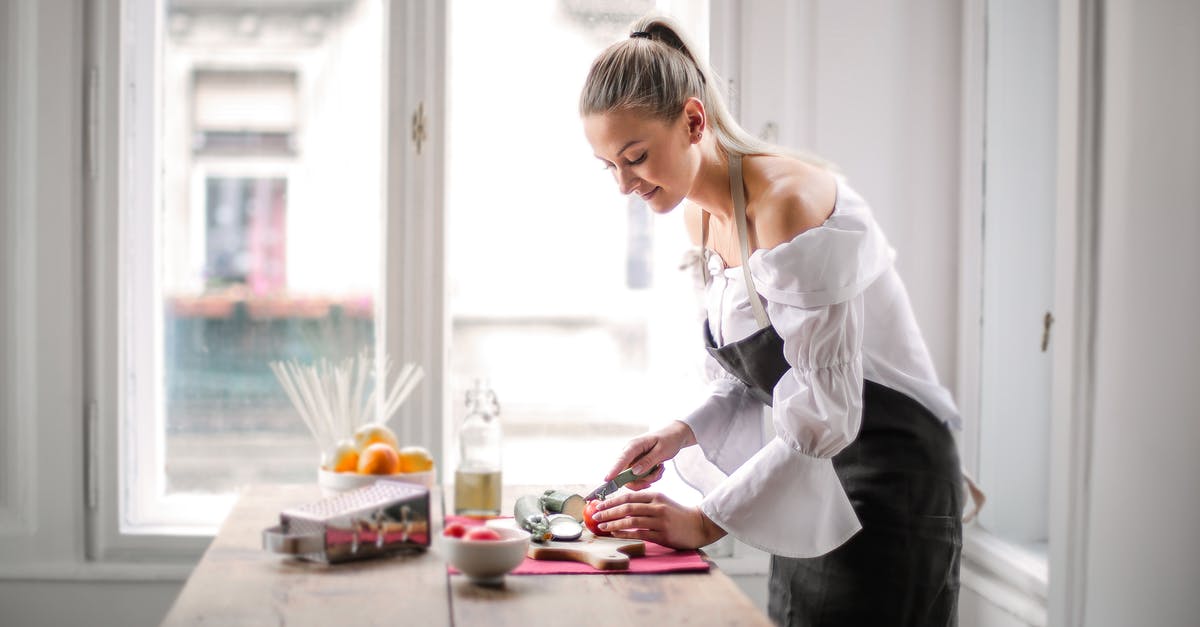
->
xmin=675 ymin=177 xmax=961 ymax=559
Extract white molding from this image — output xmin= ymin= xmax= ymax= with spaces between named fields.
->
xmin=0 ymin=0 xmax=34 ymax=535
xmin=0 ymin=0 xmax=32 ymax=536
xmin=380 ymin=0 xmax=446 ymax=480
xmin=87 ymin=0 xmax=123 ymax=559
xmin=0 ymin=0 xmax=88 ymax=565
xmin=1048 ymin=0 xmax=1101 ymax=625
xmin=0 ymin=562 xmax=193 ymax=583
xmin=955 ymin=0 xmax=986 ymax=478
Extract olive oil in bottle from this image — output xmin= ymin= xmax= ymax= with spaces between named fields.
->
xmin=454 ymin=468 xmax=502 ymax=516
xmin=453 ymin=381 xmax=502 ymax=516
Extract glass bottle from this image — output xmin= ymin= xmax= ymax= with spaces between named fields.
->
xmin=454 ymin=380 xmax=502 ymax=516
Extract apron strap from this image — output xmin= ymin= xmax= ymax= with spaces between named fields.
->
xmin=729 ymin=154 xmax=772 ymax=329
xmin=700 ymin=210 xmax=712 ymax=285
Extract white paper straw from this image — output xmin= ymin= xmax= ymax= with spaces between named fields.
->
xmin=270 ymin=361 xmax=320 ymax=443
xmin=335 ymin=365 xmax=350 ymax=440
xmin=270 ymin=351 xmax=423 ymax=454
xmin=350 ymin=349 xmax=369 ymax=428
xmin=292 ymin=361 xmax=333 ymax=452
xmin=308 ymin=363 xmax=335 ymax=446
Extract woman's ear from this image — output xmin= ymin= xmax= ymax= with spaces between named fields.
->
xmin=683 ymin=97 xmax=707 ymax=143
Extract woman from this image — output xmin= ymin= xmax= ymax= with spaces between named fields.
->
xmin=580 ymin=15 xmax=965 ymax=626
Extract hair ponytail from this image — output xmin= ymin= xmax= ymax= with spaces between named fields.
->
xmin=580 ymin=15 xmax=829 ymax=168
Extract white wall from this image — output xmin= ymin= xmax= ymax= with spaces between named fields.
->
xmin=734 ymin=0 xmax=962 ymax=393
xmin=1083 ymin=1 xmax=1200 ymax=625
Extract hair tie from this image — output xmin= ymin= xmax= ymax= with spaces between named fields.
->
xmin=630 ymin=31 xmax=652 ymax=39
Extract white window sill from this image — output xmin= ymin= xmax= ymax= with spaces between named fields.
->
xmin=961 ymin=525 xmax=1048 ymax=626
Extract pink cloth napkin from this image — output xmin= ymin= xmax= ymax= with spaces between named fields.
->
xmin=444 ymin=515 xmax=711 ymax=575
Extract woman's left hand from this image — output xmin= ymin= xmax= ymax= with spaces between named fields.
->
xmin=590 ymin=491 xmax=727 ymax=549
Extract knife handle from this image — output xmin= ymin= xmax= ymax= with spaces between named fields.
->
xmin=616 ymin=464 xmax=661 ymax=486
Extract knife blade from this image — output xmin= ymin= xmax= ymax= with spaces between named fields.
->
xmin=583 ymin=464 xmax=661 ymax=501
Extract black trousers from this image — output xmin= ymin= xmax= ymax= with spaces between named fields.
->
xmin=768 ymin=381 xmax=962 ymax=627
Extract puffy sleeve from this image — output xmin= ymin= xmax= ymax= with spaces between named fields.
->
xmin=675 ymin=351 xmax=768 ymax=495
xmin=681 ymin=182 xmax=896 ymax=558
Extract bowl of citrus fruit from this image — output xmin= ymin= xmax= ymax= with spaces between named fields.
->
xmin=318 ymin=423 xmax=435 ymax=496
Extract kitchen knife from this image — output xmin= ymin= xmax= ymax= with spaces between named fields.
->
xmin=583 ymin=464 xmax=661 ymax=501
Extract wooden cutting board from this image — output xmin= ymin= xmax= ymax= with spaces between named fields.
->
xmin=487 ymin=519 xmax=645 ymax=570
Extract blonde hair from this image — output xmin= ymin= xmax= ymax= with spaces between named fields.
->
xmin=580 ymin=15 xmax=828 ymax=167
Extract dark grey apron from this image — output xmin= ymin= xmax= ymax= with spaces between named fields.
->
xmin=701 ymin=153 xmax=961 ymax=627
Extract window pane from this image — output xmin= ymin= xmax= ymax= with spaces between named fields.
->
xmin=153 ymin=0 xmax=384 ymax=510
xmin=976 ymin=0 xmax=1057 ymax=550
xmin=446 ymin=0 xmax=709 ymax=494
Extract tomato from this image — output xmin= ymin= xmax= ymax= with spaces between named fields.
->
xmin=442 ymin=521 xmax=468 ymax=538
xmin=463 ymin=526 xmax=502 ymax=541
xmin=584 ymin=499 xmax=611 ymax=537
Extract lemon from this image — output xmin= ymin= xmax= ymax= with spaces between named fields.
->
xmin=327 ymin=439 xmax=361 ymax=473
xmin=398 ymin=445 xmax=435 ymax=473
xmin=353 ymin=423 xmax=399 ymax=452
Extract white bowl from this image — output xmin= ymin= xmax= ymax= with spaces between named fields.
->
xmin=443 ymin=526 xmax=531 ymax=585
xmin=317 ymin=467 xmax=435 ymax=496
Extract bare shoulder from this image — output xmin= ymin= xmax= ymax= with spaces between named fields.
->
xmin=746 ymin=155 xmax=838 ymax=250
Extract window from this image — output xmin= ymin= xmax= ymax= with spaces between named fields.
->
xmin=444 ymin=1 xmax=710 ymax=499
xmin=110 ymin=0 xmax=712 ymax=539
xmin=120 ymin=0 xmax=385 ymax=531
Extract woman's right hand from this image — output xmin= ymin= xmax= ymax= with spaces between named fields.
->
xmin=605 ymin=420 xmax=697 ymax=490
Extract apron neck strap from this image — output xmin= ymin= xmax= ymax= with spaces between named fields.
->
xmin=729 ymin=153 xmax=771 ymax=329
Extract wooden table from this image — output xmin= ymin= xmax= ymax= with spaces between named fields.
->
xmin=162 ymin=484 xmax=772 ymax=626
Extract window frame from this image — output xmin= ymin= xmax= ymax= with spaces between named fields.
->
xmin=1046 ymin=0 xmax=1102 ymax=624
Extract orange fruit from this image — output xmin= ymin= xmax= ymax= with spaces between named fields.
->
xmin=329 ymin=440 xmax=360 ymax=473
xmin=357 ymin=442 xmax=400 ymax=475
xmin=398 ymin=445 xmax=434 ymax=473
xmin=354 ymin=423 xmax=399 ymax=451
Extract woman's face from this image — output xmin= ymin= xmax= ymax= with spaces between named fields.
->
xmin=583 ymin=108 xmax=697 ymax=214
